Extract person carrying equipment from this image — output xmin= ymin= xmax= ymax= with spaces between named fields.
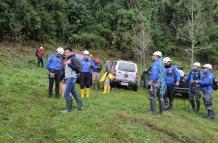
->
xmin=80 ymin=50 xmax=93 ymax=98
xmin=101 ymin=61 xmax=114 ymax=94
xmin=61 ymin=48 xmax=82 ymax=113
xmin=46 ymin=47 xmax=64 ymax=98
xmin=163 ymin=57 xmax=180 ymax=110
xmin=35 ymin=46 xmax=45 ymax=67
xmin=147 ymin=51 xmax=166 ymax=114
xmin=195 ymin=64 xmax=215 ymax=119
xmin=92 ymin=58 xmax=102 ymax=91
xmin=187 ymin=62 xmax=203 ymax=113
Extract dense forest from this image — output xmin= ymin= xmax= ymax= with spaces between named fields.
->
xmin=0 ymin=0 xmax=217 ymax=64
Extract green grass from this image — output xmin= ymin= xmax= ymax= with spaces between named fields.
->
xmin=0 ymin=45 xmax=218 ymax=143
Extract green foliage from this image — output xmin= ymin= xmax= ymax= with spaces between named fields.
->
xmin=0 ymin=0 xmax=217 ymax=63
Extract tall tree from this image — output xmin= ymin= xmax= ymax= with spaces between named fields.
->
xmin=176 ymin=0 xmax=212 ymax=68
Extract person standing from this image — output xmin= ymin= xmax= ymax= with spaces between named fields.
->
xmin=46 ymin=47 xmax=64 ymax=98
xmin=35 ymin=46 xmax=45 ymax=67
xmin=62 ymin=48 xmax=82 ymax=113
xmin=92 ymin=58 xmax=102 ymax=91
xmin=163 ymin=57 xmax=180 ymax=110
xmin=195 ymin=64 xmax=215 ymax=119
xmin=102 ymin=61 xmax=112 ymax=94
xmin=187 ymin=62 xmax=203 ymax=113
xmin=80 ymin=50 xmax=93 ymax=98
xmin=148 ymin=51 xmax=166 ymax=114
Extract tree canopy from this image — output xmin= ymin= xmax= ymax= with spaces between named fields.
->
xmin=0 ymin=0 xmax=217 ymax=64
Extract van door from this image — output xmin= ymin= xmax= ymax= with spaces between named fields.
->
xmin=116 ymin=62 xmax=137 ymax=83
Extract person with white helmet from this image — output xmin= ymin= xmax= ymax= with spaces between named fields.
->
xmin=80 ymin=50 xmax=94 ymax=98
xmin=195 ymin=64 xmax=215 ymax=119
xmin=148 ymin=51 xmax=165 ymax=114
xmin=187 ymin=62 xmax=203 ymax=113
xmin=46 ymin=47 xmax=64 ymax=98
xmin=163 ymin=57 xmax=180 ymax=110
xmin=35 ymin=46 xmax=45 ymax=67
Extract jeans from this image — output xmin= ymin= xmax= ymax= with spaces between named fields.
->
xmin=65 ymin=77 xmax=82 ymax=109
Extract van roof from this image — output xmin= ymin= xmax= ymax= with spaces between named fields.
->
xmin=113 ymin=60 xmax=136 ymax=64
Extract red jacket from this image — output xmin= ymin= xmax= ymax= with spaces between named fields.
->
xmin=36 ymin=49 xmax=44 ymax=58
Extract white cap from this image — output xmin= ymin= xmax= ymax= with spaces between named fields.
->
xmin=40 ymin=46 xmax=44 ymax=50
xmin=83 ymin=50 xmax=90 ymax=55
xmin=193 ymin=62 xmax=201 ymax=67
xmin=163 ymin=57 xmax=172 ymax=64
xmin=153 ymin=51 xmax=162 ymax=57
xmin=56 ymin=47 xmax=64 ymax=55
xmin=202 ymin=64 xmax=212 ymax=70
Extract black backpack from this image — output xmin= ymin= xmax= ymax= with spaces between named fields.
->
xmin=212 ymin=77 xmax=218 ymax=90
xmin=68 ymin=57 xmax=81 ymax=73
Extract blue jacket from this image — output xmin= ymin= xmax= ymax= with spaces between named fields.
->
xmin=81 ymin=59 xmax=93 ymax=73
xmin=93 ymin=62 xmax=102 ymax=73
xmin=90 ymin=60 xmax=95 ymax=73
xmin=165 ymin=65 xmax=180 ymax=85
xmin=46 ymin=53 xmax=63 ymax=71
xmin=188 ymin=69 xmax=203 ymax=87
xmin=150 ymin=60 xmax=160 ymax=81
xmin=198 ymin=71 xmax=214 ymax=93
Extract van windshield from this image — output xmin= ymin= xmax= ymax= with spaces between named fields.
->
xmin=118 ymin=62 xmax=136 ymax=72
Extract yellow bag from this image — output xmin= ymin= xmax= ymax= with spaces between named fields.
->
xmin=108 ymin=73 xmax=115 ymax=80
xmin=100 ymin=72 xmax=108 ymax=82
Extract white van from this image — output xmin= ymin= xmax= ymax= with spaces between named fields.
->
xmin=111 ymin=60 xmax=138 ymax=91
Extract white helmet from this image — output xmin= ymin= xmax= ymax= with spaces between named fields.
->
xmin=40 ymin=46 xmax=44 ymax=50
xmin=153 ymin=51 xmax=162 ymax=57
xmin=193 ymin=62 xmax=201 ymax=67
xmin=202 ymin=64 xmax=212 ymax=70
xmin=56 ymin=47 xmax=64 ymax=55
xmin=83 ymin=50 xmax=90 ymax=55
xmin=163 ymin=57 xmax=172 ymax=64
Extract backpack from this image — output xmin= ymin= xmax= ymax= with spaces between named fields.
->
xmin=212 ymin=77 xmax=218 ymax=90
xmin=188 ymin=70 xmax=201 ymax=81
xmin=35 ymin=49 xmax=39 ymax=57
xmin=68 ymin=57 xmax=81 ymax=73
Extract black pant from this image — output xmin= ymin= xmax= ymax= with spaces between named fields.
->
xmin=165 ymin=84 xmax=175 ymax=99
xmin=37 ymin=57 xmax=44 ymax=67
xmin=48 ymin=70 xmax=62 ymax=98
xmin=80 ymin=72 xmax=91 ymax=89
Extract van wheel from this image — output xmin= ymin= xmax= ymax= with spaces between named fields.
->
xmin=133 ymin=85 xmax=138 ymax=91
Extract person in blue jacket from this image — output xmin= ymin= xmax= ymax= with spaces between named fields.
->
xmin=195 ymin=64 xmax=215 ymax=119
xmin=163 ymin=57 xmax=180 ymax=110
xmin=80 ymin=50 xmax=93 ymax=98
xmin=187 ymin=62 xmax=203 ymax=113
xmin=92 ymin=58 xmax=102 ymax=91
xmin=46 ymin=47 xmax=64 ymax=98
xmin=148 ymin=51 xmax=165 ymax=114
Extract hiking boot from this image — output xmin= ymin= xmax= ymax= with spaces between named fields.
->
xmin=190 ymin=100 xmax=196 ymax=111
xmin=196 ymin=100 xmax=200 ymax=113
xmin=169 ymin=99 xmax=173 ymax=111
xmin=149 ymin=100 xmax=156 ymax=115
xmin=208 ymin=110 xmax=215 ymax=120
xmin=159 ymin=100 xmax=164 ymax=114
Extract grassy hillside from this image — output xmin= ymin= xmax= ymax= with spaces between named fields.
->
xmin=0 ymin=45 xmax=218 ymax=143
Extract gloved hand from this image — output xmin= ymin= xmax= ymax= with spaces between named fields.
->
xmin=175 ymin=81 xmax=179 ymax=86
xmin=49 ymin=72 xmax=55 ymax=78
xmin=146 ymin=80 xmax=153 ymax=88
